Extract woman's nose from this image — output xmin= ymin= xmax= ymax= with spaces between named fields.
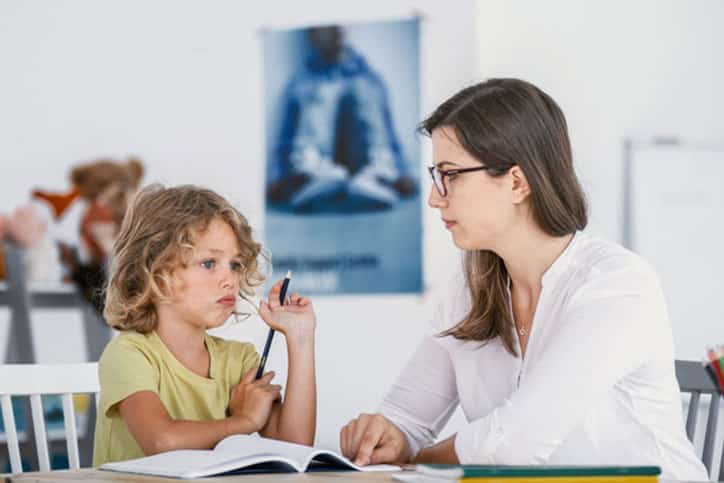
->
xmin=428 ymin=185 xmax=447 ymax=209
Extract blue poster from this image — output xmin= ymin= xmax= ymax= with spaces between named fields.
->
xmin=263 ymin=18 xmax=422 ymax=294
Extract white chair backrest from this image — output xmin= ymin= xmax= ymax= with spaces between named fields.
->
xmin=0 ymin=363 xmax=99 ymax=473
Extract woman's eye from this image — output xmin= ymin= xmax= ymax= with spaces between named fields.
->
xmin=201 ymin=259 xmax=216 ymax=269
xmin=446 ymin=173 xmax=458 ymax=182
xmin=230 ymin=262 xmax=242 ymax=272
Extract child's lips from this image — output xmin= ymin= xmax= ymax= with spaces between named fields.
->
xmin=217 ymin=296 xmax=235 ymax=306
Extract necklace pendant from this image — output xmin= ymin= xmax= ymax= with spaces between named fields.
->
xmin=519 ymin=326 xmax=526 ymax=336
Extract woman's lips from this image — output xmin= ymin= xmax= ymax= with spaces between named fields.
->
xmin=443 ymin=219 xmax=457 ymax=229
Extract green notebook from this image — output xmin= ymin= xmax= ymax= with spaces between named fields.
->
xmin=415 ymin=464 xmax=662 ymax=479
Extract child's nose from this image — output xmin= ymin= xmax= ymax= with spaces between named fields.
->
xmin=220 ymin=267 xmax=237 ymax=288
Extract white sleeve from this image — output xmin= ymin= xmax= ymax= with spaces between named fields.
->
xmin=455 ymin=264 xmax=659 ymax=464
xmin=378 ymin=334 xmax=459 ymax=458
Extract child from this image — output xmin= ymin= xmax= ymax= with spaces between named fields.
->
xmin=93 ymin=184 xmax=317 ymax=466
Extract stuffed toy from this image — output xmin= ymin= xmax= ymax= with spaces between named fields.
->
xmin=0 ymin=157 xmax=144 ymax=312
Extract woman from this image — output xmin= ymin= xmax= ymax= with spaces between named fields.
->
xmin=339 ymin=79 xmax=706 ymax=481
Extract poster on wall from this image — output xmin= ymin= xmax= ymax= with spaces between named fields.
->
xmin=262 ymin=18 xmax=422 ymax=294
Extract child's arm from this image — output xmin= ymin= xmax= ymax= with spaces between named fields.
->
xmin=257 ymin=281 xmax=317 ymax=445
xmin=118 ymin=368 xmax=280 ymax=455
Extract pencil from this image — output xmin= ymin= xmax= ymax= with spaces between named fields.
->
xmin=255 ymin=270 xmax=292 ymax=379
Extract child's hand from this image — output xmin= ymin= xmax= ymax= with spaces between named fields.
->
xmin=258 ymin=278 xmax=316 ymax=343
xmin=229 ymin=368 xmax=282 ymax=432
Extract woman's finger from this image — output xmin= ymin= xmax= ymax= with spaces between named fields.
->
xmin=339 ymin=425 xmax=348 ymax=457
xmin=355 ymin=421 xmax=386 ymax=466
xmin=341 ymin=421 xmax=355 ymax=458
xmin=349 ymin=414 xmax=372 ymax=460
xmin=369 ymin=442 xmax=400 ymax=465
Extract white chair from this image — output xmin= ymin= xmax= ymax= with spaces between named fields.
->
xmin=0 ymin=363 xmax=99 ymax=473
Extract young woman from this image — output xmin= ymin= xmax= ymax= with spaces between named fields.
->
xmin=339 ymin=79 xmax=706 ymax=481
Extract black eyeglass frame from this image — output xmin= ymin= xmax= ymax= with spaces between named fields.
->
xmin=427 ymin=165 xmax=492 ymax=197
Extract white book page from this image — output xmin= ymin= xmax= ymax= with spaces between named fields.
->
xmin=214 ymin=434 xmax=314 ymax=466
xmin=214 ymin=435 xmax=399 ymax=472
xmin=100 ymin=449 xmax=295 ymax=478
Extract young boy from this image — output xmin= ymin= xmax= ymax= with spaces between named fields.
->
xmin=93 ymin=184 xmax=316 ymax=465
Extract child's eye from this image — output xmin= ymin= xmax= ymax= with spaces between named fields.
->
xmin=201 ymin=259 xmax=216 ymax=269
xmin=230 ymin=262 xmax=242 ymax=272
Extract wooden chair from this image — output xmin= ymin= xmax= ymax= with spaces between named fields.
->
xmin=0 ymin=363 xmax=99 ymax=473
xmin=675 ymin=359 xmax=723 ymax=481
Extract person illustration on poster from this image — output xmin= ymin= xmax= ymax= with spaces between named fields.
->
xmin=267 ymin=25 xmax=417 ymax=213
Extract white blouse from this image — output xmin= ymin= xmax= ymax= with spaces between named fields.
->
xmin=379 ymin=232 xmax=707 ymax=481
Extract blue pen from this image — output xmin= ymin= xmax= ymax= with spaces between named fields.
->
xmin=255 ymin=270 xmax=291 ymax=379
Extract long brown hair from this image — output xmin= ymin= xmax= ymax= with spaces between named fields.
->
xmin=104 ymin=184 xmax=266 ymax=333
xmin=420 ymin=78 xmax=588 ymax=355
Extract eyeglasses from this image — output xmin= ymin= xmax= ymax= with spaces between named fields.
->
xmin=427 ymin=165 xmax=492 ymax=197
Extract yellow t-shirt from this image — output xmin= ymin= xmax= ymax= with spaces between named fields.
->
xmin=92 ymin=330 xmax=259 ymax=466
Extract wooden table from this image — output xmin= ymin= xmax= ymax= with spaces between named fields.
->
xmin=3 ymin=470 xmax=718 ymax=483
xmin=4 ymin=469 xmax=399 ymax=482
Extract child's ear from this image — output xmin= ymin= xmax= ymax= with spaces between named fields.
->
xmin=155 ymin=270 xmax=178 ymax=301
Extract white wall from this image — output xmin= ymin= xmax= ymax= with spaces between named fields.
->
xmin=0 ymin=0 xmax=476 ymax=451
xmin=475 ymin=0 xmax=724 ymax=242
xmin=473 ymin=1 xmax=724 ymax=475
xmin=3 ymin=0 xmax=722 ymax=461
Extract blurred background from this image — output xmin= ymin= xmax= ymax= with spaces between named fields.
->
xmin=0 ymin=0 xmax=722 ymax=473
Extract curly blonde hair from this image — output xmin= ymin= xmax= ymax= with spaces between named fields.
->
xmin=104 ymin=184 xmax=266 ymax=333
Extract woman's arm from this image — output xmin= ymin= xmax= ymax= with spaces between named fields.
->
xmin=340 ymin=334 xmax=459 ymax=465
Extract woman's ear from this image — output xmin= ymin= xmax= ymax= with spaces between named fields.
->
xmin=509 ymin=165 xmax=531 ymax=204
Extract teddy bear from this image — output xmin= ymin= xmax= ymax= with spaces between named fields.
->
xmin=0 ymin=157 xmax=144 ymax=312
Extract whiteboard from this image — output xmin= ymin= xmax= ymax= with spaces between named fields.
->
xmin=626 ymin=142 xmax=724 ymax=360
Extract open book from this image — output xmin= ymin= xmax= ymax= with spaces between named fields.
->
xmin=100 ymin=434 xmax=398 ymax=479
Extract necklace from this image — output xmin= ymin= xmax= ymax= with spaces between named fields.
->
xmin=517 ymin=322 xmax=529 ymax=337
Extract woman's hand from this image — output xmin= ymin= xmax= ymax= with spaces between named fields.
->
xmin=228 ymin=368 xmax=282 ymax=433
xmin=258 ymin=278 xmax=316 ymax=344
xmin=340 ymin=413 xmax=411 ymax=466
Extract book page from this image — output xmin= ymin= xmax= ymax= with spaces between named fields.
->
xmin=101 ymin=449 xmax=299 ymax=478
xmin=214 ymin=435 xmax=398 ymax=472
xmin=215 ymin=434 xmax=316 ymax=465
